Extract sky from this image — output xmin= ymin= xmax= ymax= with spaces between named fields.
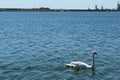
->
xmin=0 ymin=0 xmax=119 ymax=9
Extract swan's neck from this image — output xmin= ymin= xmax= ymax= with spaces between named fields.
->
xmin=92 ymin=54 xmax=95 ymax=69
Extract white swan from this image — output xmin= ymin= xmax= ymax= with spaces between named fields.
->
xmin=65 ymin=51 xmax=97 ymax=69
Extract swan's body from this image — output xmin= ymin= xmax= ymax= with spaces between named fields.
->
xmin=66 ymin=61 xmax=91 ymax=69
xmin=65 ymin=51 xmax=97 ymax=69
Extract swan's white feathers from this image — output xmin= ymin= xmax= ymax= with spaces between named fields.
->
xmin=66 ymin=61 xmax=91 ymax=69
xmin=65 ymin=51 xmax=97 ymax=69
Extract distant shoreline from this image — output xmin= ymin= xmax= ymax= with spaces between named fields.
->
xmin=0 ymin=8 xmax=120 ymax=12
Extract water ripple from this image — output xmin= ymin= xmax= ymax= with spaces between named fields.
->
xmin=0 ymin=12 xmax=120 ymax=80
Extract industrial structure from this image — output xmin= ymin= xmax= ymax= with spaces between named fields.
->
xmin=117 ymin=0 xmax=120 ymax=10
xmin=95 ymin=0 xmax=120 ymax=11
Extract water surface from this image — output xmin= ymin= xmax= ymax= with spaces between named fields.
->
xmin=0 ymin=12 xmax=120 ymax=80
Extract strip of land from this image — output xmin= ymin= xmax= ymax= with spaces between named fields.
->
xmin=0 ymin=8 xmax=120 ymax=12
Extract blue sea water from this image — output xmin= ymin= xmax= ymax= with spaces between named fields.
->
xmin=0 ymin=12 xmax=120 ymax=80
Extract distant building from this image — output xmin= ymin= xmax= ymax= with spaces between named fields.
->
xmin=101 ymin=6 xmax=103 ymax=10
xmin=117 ymin=0 xmax=120 ymax=10
xmin=95 ymin=5 xmax=98 ymax=10
xmin=88 ymin=7 xmax=91 ymax=10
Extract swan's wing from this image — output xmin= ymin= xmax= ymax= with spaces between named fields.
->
xmin=65 ymin=61 xmax=91 ymax=69
xmin=71 ymin=61 xmax=87 ymax=65
xmin=71 ymin=61 xmax=91 ymax=68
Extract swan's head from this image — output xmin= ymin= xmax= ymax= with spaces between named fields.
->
xmin=92 ymin=51 xmax=97 ymax=55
